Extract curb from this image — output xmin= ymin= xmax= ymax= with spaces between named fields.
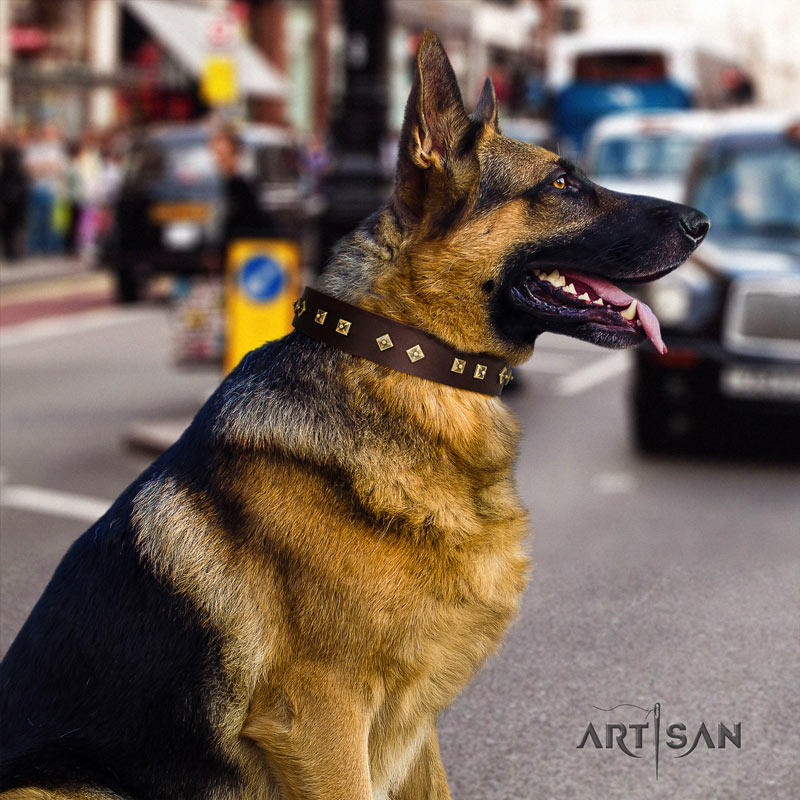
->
xmin=0 ymin=256 xmax=89 ymax=288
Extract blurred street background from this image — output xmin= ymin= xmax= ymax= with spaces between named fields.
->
xmin=1 ymin=0 xmax=799 ymax=797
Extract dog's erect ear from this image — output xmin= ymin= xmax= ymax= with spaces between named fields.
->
xmin=394 ymin=31 xmax=475 ymax=222
xmin=402 ymin=30 xmax=469 ymax=170
xmin=472 ymin=76 xmax=499 ymax=131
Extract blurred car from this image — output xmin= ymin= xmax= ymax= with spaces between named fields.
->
xmin=104 ymin=123 xmax=320 ymax=303
xmin=548 ymin=29 xmax=750 ymax=154
xmin=500 ymin=117 xmax=553 ymax=149
xmin=584 ymin=110 xmax=720 ymax=201
xmin=630 ymin=111 xmax=800 ymax=452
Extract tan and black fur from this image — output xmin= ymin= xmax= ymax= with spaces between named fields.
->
xmin=0 ymin=32 xmax=708 ymax=800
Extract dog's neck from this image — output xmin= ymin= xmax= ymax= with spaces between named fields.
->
xmin=330 ymin=354 xmax=523 ymax=549
xmin=313 ymin=205 xmax=521 ymax=458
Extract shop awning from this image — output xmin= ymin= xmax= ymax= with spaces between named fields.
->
xmin=125 ymin=0 xmax=286 ymax=100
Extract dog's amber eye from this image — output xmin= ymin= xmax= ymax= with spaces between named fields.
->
xmin=552 ymin=176 xmax=567 ymax=189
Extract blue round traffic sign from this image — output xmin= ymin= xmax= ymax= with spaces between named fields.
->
xmin=239 ymin=255 xmax=285 ymax=301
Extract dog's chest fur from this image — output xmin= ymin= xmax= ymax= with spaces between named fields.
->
xmin=240 ymin=444 xmax=529 ymax=795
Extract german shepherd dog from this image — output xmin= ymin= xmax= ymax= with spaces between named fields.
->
xmin=1 ymin=32 xmax=708 ymax=800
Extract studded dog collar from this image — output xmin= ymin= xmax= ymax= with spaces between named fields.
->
xmin=292 ymin=288 xmax=512 ymax=396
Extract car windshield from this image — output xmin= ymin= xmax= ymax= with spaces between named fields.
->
xmin=126 ymin=136 xmax=296 ymax=187
xmin=690 ymin=140 xmax=800 ymax=238
xmin=166 ymin=142 xmax=217 ymax=184
xmin=127 ymin=137 xmax=217 ymax=186
xmin=590 ymin=134 xmax=698 ymax=178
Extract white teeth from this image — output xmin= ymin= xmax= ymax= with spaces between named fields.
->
xmin=593 ymin=297 xmax=604 ymax=306
xmin=545 ymin=270 xmax=566 ymax=287
xmin=577 ymin=292 xmax=591 ymax=302
xmin=620 ymin=300 xmax=638 ymax=321
xmin=563 ymin=283 xmax=577 ymax=295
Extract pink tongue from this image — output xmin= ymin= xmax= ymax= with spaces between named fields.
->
xmin=636 ymin=301 xmax=666 ymax=355
xmin=568 ymin=272 xmax=667 ymax=355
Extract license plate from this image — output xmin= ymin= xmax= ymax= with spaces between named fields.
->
xmin=149 ymin=203 xmax=212 ymax=223
xmin=720 ymin=365 xmax=800 ymax=401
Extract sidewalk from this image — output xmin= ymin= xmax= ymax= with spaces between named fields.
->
xmin=0 ymin=254 xmax=91 ymax=288
xmin=0 ymin=255 xmax=114 ymax=328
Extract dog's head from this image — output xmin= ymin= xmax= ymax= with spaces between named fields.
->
xmin=385 ymin=31 xmax=709 ymax=363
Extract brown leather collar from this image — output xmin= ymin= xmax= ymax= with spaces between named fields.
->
xmin=292 ymin=287 xmax=512 ymax=396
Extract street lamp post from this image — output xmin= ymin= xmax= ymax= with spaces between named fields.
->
xmin=318 ymin=0 xmax=389 ymax=271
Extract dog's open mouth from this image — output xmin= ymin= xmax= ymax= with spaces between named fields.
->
xmin=515 ymin=267 xmax=666 ymax=353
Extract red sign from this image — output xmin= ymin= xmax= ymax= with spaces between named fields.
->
xmin=10 ymin=26 xmax=50 ymax=52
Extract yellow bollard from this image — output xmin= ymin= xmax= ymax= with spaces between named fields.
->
xmin=224 ymin=238 xmax=301 ymax=374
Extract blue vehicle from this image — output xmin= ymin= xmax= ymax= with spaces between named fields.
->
xmin=548 ymin=30 xmax=750 ymax=155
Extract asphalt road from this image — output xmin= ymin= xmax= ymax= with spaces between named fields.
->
xmin=1 ymin=301 xmax=798 ymax=799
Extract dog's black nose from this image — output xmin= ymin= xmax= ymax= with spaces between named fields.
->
xmin=679 ymin=210 xmax=710 ymax=246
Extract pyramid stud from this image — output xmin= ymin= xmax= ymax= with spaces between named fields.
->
xmin=335 ymin=319 xmax=351 ymax=335
xmin=451 ymin=357 xmax=466 ymax=374
xmin=376 ymin=334 xmax=393 ymax=351
xmin=293 ymin=298 xmax=307 ymax=316
xmin=473 ymin=364 xmax=487 ymax=380
xmin=314 ymin=309 xmax=328 ymax=324
xmin=406 ymin=344 xmax=425 ymax=363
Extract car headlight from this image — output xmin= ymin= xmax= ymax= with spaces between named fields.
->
xmin=640 ymin=261 xmax=713 ymax=329
xmin=648 ymin=280 xmax=693 ymax=325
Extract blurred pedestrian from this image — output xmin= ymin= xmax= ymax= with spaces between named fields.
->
xmin=63 ymin=140 xmax=83 ymax=255
xmin=0 ymin=131 xmax=30 ymax=262
xmin=98 ymin=138 xmax=124 ymax=206
xmin=210 ymin=125 xmax=274 ymax=255
xmin=84 ymin=136 xmax=126 ymax=260
xmin=24 ymin=122 xmax=67 ymax=254
xmin=74 ymin=131 xmax=104 ymax=257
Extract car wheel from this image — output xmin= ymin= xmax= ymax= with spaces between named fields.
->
xmin=633 ymin=383 xmax=702 ymax=454
xmin=634 ymin=394 xmax=672 ymax=453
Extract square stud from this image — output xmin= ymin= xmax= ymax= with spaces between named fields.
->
xmin=293 ymin=298 xmax=307 ymax=316
xmin=376 ymin=334 xmax=394 ymax=351
xmin=498 ymin=366 xmax=512 ymax=385
xmin=406 ymin=344 xmax=425 ymax=363
xmin=473 ymin=364 xmax=487 ymax=380
xmin=451 ymin=357 xmax=466 ymax=374
xmin=314 ymin=309 xmax=328 ymax=325
xmin=335 ymin=319 xmax=351 ymax=336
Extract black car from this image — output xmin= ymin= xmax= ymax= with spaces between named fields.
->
xmin=105 ymin=123 xmax=321 ymax=302
xmin=630 ymin=113 xmax=800 ymax=452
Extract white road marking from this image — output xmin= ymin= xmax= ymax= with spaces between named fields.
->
xmin=0 ymin=484 xmax=111 ymax=523
xmin=535 ymin=333 xmax=601 ymax=353
xmin=591 ymin=472 xmax=639 ymax=495
xmin=517 ymin=352 xmax=578 ymax=375
xmin=0 ymin=308 xmax=157 ymax=349
xmin=555 ymin=351 xmax=630 ymax=396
